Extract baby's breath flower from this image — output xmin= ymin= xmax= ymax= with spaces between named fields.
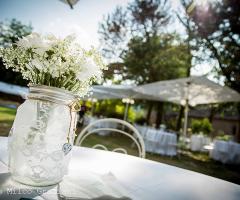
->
xmin=0 ymin=32 xmax=107 ymax=97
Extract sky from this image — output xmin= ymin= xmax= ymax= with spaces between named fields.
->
xmin=0 ymin=0 xmax=130 ymax=48
xmin=0 ymin=0 xmax=215 ymax=79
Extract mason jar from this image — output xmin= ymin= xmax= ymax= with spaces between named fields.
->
xmin=8 ymin=85 xmax=79 ymax=186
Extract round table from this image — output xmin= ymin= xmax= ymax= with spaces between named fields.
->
xmin=84 ymin=116 xmax=118 ymax=136
xmin=210 ymin=140 xmax=240 ymax=164
xmin=0 ymin=136 xmax=240 ymax=200
xmin=135 ymin=125 xmax=177 ymax=156
xmin=190 ymin=134 xmax=211 ymax=152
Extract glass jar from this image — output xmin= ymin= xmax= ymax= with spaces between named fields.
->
xmin=8 ymin=85 xmax=79 ymax=186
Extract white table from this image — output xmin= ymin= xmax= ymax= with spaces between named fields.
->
xmin=0 ymin=136 xmax=240 ymax=200
xmin=210 ymin=140 xmax=240 ymax=164
xmin=135 ymin=125 xmax=177 ymax=156
xmin=84 ymin=116 xmax=118 ymax=136
xmin=83 ymin=115 xmax=98 ymax=125
xmin=190 ymin=135 xmax=211 ymax=152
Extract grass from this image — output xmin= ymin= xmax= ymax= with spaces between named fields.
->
xmin=0 ymin=106 xmax=16 ymax=136
xmin=0 ymin=105 xmax=240 ymax=185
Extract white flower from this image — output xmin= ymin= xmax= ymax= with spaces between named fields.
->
xmin=31 ymin=58 xmax=44 ymax=70
xmin=18 ymin=33 xmax=48 ymax=49
xmin=76 ymin=57 xmax=102 ymax=81
xmin=0 ymin=32 xmax=107 ymax=97
xmin=33 ymin=47 xmax=47 ymax=56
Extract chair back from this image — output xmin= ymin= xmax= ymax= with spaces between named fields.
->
xmin=75 ymin=118 xmax=145 ymax=158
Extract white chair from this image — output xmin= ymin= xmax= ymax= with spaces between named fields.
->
xmin=75 ymin=118 xmax=146 ymax=158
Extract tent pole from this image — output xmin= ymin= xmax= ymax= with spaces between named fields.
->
xmin=183 ymin=100 xmax=189 ymax=138
xmin=183 ymin=80 xmax=190 ymax=139
xmin=124 ymin=102 xmax=129 ymax=121
xmin=91 ymin=102 xmax=95 ymax=116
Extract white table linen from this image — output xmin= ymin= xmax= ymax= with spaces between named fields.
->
xmin=190 ymin=135 xmax=211 ymax=152
xmin=1 ymin=136 xmax=240 ymax=200
xmin=83 ymin=115 xmax=98 ymax=125
xmin=135 ymin=125 xmax=177 ymax=156
xmin=84 ymin=116 xmax=118 ymax=136
xmin=210 ymin=140 xmax=240 ymax=164
xmin=58 ymin=171 xmax=132 ymax=199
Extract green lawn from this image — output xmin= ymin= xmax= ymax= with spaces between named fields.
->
xmin=0 ymin=106 xmax=240 ymax=185
xmin=0 ymin=106 xmax=16 ymax=136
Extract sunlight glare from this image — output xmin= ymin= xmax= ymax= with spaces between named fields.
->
xmin=197 ymin=0 xmax=209 ymax=7
xmin=187 ymin=0 xmax=217 ymax=13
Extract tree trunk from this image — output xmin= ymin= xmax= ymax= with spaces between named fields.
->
xmin=156 ymin=102 xmax=164 ymax=128
xmin=236 ymin=103 xmax=240 ymax=143
xmin=176 ymin=106 xmax=184 ymax=131
xmin=209 ymin=105 xmax=216 ymax=123
xmin=146 ymin=103 xmax=153 ymax=125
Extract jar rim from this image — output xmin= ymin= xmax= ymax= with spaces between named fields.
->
xmin=28 ymin=84 xmax=79 ymax=105
xmin=29 ymin=84 xmax=77 ymax=96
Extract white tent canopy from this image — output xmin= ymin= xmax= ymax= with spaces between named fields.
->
xmin=90 ymin=84 xmax=158 ymax=100
xmin=134 ymin=76 xmax=240 ymax=136
xmin=85 ymin=88 xmax=121 ymax=100
xmin=1 ymin=77 xmax=239 ymax=135
xmin=0 ymin=81 xmax=28 ymax=99
xmin=89 ymin=77 xmax=240 ymax=128
xmin=134 ymin=76 xmax=240 ymax=106
xmin=90 ymin=76 xmax=240 ymax=105
xmin=91 ymin=85 xmax=136 ymax=99
xmin=2 ymin=77 xmax=240 ymax=106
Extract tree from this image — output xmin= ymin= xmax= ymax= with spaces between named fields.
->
xmin=122 ymin=34 xmax=189 ymax=84
xmin=124 ymin=34 xmax=190 ymax=126
xmin=99 ymin=0 xmax=171 ymax=60
xmin=178 ymin=0 xmax=240 ymax=141
xmin=180 ymin=0 xmax=240 ymax=141
xmin=0 ymin=19 xmax=32 ymax=86
xmin=184 ymin=0 xmax=240 ymax=92
xmin=174 ymin=0 xmax=198 ymax=131
xmin=99 ymin=0 xmax=191 ymax=127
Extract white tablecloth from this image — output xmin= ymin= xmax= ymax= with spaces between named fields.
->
xmin=135 ymin=125 xmax=177 ymax=156
xmin=83 ymin=115 xmax=97 ymax=124
xmin=0 ymin=136 xmax=240 ymax=200
xmin=210 ymin=140 xmax=240 ymax=164
xmin=84 ymin=116 xmax=117 ymax=136
xmin=190 ymin=135 xmax=211 ymax=152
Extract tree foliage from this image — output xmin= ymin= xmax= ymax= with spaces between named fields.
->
xmin=99 ymin=0 xmax=191 ymax=127
xmin=179 ymin=0 xmax=240 ymax=141
xmin=99 ymin=0 xmax=171 ymax=59
xmin=99 ymin=0 xmax=190 ymax=84
xmin=122 ymin=34 xmax=189 ymax=84
xmin=182 ymin=0 xmax=240 ymax=92
xmin=0 ymin=19 xmax=32 ymax=86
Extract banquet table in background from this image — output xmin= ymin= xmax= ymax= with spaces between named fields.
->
xmin=83 ymin=116 xmax=117 ymax=136
xmin=135 ymin=125 xmax=177 ymax=156
xmin=0 ymin=136 xmax=240 ymax=200
xmin=190 ymin=134 xmax=211 ymax=152
xmin=83 ymin=115 xmax=98 ymax=125
xmin=210 ymin=140 xmax=240 ymax=164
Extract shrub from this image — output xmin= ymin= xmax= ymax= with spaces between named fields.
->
xmin=191 ymin=118 xmax=213 ymax=135
xmin=92 ymin=99 xmax=144 ymax=122
xmin=216 ymin=135 xmax=231 ymax=141
xmin=215 ymin=130 xmax=232 ymax=141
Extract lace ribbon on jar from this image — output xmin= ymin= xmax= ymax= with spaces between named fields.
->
xmin=27 ymin=95 xmax=81 ymax=155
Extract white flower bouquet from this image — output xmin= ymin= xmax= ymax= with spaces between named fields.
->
xmin=0 ymin=32 xmax=107 ymax=96
xmin=1 ymin=33 xmax=108 ymax=186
